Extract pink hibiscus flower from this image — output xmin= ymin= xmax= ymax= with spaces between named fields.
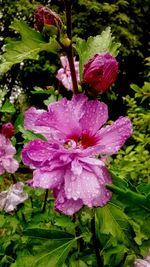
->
xmin=56 ymin=56 xmax=80 ymax=91
xmin=0 ymin=134 xmax=19 ymax=175
xmin=22 ymin=94 xmax=132 ymax=215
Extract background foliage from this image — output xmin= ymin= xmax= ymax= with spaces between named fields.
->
xmin=0 ymin=0 xmax=150 ymax=266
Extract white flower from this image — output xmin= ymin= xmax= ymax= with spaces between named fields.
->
xmin=0 ymin=182 xmax=28 ymax=213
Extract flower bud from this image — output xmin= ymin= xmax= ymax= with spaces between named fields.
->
xmin=34 ymin=6 xmax=62 ymax=33
xmin=1 ymin=123 xmax=15 ymax=139
xmin=83 ymin=53 xmax=118 ymax=93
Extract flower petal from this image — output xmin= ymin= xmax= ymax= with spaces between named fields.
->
xmin=24 ymin=107 xmax=54 ymax=139
xmin=47 ymin=95 xmax=87 ymax=137
xmin=64 ymin=159 xmax=111 ymax=207
xmin=80 ymin=100 xmax=108 ymax=135
xmin=22 ymin=139 xmax=57 ymax=168
xmin=96 ymin=116 xmax=132 ymax=155
xmin=0 ymin=182 xmax=28 ymax=213
xmin=134 ymin=259 xmax=150 ymax=267
xmin=31 ymin=167 xmax=65 ymax=189
xmin=54 ymin=188 xmax=83 ymax=215
xmin=2 ymin=158 xmax=19 ymax=174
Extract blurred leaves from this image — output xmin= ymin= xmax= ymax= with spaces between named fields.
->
xmin=0 ymin=19 xmax=60 ymax=75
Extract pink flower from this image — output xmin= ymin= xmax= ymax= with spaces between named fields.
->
xmin=134 ymin=249 xmax=150 ymax=267
xmin=56 ymin=56 xmax=80 ymax=91
xmin=83 ymin=52 xmax=118 ymax=93
xmin=0 ymin=134 xmax=19 ymax=175
xmin=0 ymin=182 xmax=28 ymax=213
xmin=22 ymin=94 xmax=132 ymax=215
xmin=34 ymin=6 xmax=62 ymax=32
xmin=1 ymin=122 xmax=15 ymax=139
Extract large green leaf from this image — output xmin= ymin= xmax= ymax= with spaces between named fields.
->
xmin=11 ymin=228 xmax=80 ymax=267
xmin=96 ymin=203 xmax=131 ymax=245
xmin=0 ymin=19 xmax=59 ymax=74
xmin=24 ymin=228 xmax=74 ymax=239
xmin=75 ymin=27 xmax=121 ymax=77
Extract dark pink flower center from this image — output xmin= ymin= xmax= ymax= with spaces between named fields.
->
xmin=65 ymin=132 xmax=97 ymax=149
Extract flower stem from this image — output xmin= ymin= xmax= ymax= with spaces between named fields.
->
xmin=42 ymin=189 xmax=49 ymax=212
xmin=63 ymin=0 xmax=72 ymax=40
xmin=11 ymin=173 xmax=17 ymax=184
xmin=63 ymin=0 xmax=78 ymax=94
xmin=91 ymin=214 xmax=104 ymax=267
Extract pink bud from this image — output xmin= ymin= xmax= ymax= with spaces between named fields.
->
xmin=1 ymin=123 xmax=15 ymax=139
xmin=83 ymin=53 xmax=118 ymax=93
xmin=34 ymin=6 xmax=62 ymax=32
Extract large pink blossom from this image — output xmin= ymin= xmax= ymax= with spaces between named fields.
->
xmin=0 ymin=134 xmax=19 ymax=175
xmin=56 ymin=56 xmax=80 ymax=91
xmin=22 ymin=94 xmax=132 ymax=215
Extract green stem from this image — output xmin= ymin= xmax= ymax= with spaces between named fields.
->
xmin=63 ymin=0 xmax=72 ymax=40
xmin=42 ymin=189 xmax=49 ymax=212
xmin=91 ymin=214 xmax=103 ymax=267
xmin=11 ymin=173 xmax=17 ymax=184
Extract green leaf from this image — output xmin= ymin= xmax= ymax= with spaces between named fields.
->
xmin=96 ymin=203 xmax=131 ymax=245
xmin=0 ymin=19 xmax=60 ymax=75
xmin=107 ymin=183 xmax=150 ymax=210
xmin=54 ymin=216 xmax=75 ymax=232
xmin=31 ymin=86 xmax=54 ymax=95
xmin=14 ymin=112 xmax=24 ymax=132
xmin=24 ymin=228 xmax=74 ymax=240
xmin=0 ymin=99 xmax=16 ymax=113
xmin=75 ymin=27 xmax=121 ymax=77
xmin=18 ymin=125 xmax=47 ymax=142
xmin=11 ymin=229 xmax=80 ymax=267
xmin=130 ymin=84 xmax=140 ymax=92
xmin=44 ymin=95 xmax=57 ymax=106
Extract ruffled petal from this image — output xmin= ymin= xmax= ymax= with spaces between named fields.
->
xmin=89 ymin=166 xmax=112 ymax=206
xmin=46 ymin=95 xmax=87 ymax=137
xmin=134 ymin=259 xmax=150 ymax=267
xmin=0 ymin=182 xmax=28 ymax=213
xmin=0 ymin=134 xmax=16 ymax=156
xmin=2 ymin=158 xmax=19 ymax=174
xmin=31 ymin=167 xmax=65 ymax=189
xmin=24 ymin=107 xmax=54 ymax=139
xmin=80 ymin=100 xmax=108 ymax=135
xmin=54 ymin=188 xmax=83 ymax=215
xmin=96 ymin=117 xmax=132 ymax=155
xmin=64 ymin=159 xmax=111 ymax=207
xmin=22 ymin=140 xmax=57 ymax=168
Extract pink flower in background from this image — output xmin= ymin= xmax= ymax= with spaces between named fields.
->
xmin=0 ymin=134 xmax=19 ymax=175
xmin=22 ymin=94 xmax=132 ymax=215
xmin=83 ymin=52 xmax=118 ymax=93
xmin=0 ymin=182 xmax=28 ymax=213
xmin=56 ymin=56 xmax=80 ymax=91
xmin=1 ymin=122 xmax=15 ymax=139
xmin=134 ymin=249 xmax=150 ymax=267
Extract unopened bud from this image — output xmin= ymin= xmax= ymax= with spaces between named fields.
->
xmin=34 ymin=6 xmax=62 ymax=33
xmin=1 ymin=123 xmax=15 ymax=139
xmin=83 ymin=52 xmax=118 ymax=93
